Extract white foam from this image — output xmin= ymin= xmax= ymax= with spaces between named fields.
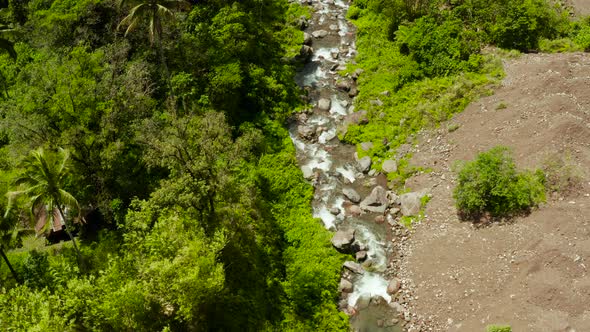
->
xmin=355 ymin=224 xmax=387 ymax=270
xmin=289 ymin=130 xmax=307 ymax=151
xmin=305 ymin=146 xmax=332 ymax=172
xmin=314 ymin=205 xmax=336 ymax=229
xmin=312 ymin=47 xmax=336 ymax=62
xmin=348 ymin=272 xmax=392 ymax=307
xmin=330 ymin=95 xmax=348 ymax=116
xmin=318 ymin=128 xmax=337 ymax=144
xmin=336 ymin=166 xmax=356 ymax=183
xmin=335 ymin=0 xmax=349 ymax=8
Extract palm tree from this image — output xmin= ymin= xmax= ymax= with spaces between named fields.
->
xmin=117 ymin=0 xmax=191 ymax=80
xmin=6 ymin=148 xmax=82 ymax=266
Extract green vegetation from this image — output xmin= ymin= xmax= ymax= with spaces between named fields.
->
xmin=453 ymin=146 xmax=546 ymax=219
xmin=0 ymin=0 xmax=347 ymax=330
xmin=542 ymin=151 xmax=583 ymax=195
xmin=344 ymin=0 xmax=590 ymax=178
xmin=486 ymin=324 xmax=512 ymax=332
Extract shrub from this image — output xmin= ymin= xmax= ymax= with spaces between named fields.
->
xmin=453 ymin=146 xmax=545 ymax=219
xmin=486 ymin=324 xmax=512 ymax=332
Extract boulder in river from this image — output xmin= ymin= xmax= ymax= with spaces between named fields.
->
xmin=348 ymin=204 xmax=361 ymax=216
xmin=348 ymin=86 xmax=359 ymax=97
xmin=318 ymin=98 xmax=331 ymax=111
xmin=301 ymin=165 xmax=314 ymax=179
xmin=343 ymin=187 xmax=361 ymax=203
xmin=297 ymin=125 xmax=315 ymax=139
xmin=297 ymin=16 xmax=309 ymax=30
xmin=331 ymin=228 xmax=355 ymax=252
xmin=312 ymin=30 xmax=328 ymax=38
xmin=355 ymin=250 xmax=367 ymax=262
xmin=356 ymin=294 xmax=371 ymax=310
xmin=360 ymin=186 xmax=388 ymax=214
xmin=303 ymin=32 xmax=312 ymax=45
xmin=382 ymin=159 xmax=398 ymax=173
xmin=343 ymin=261 xmax=364 ymax=274
xmin=330 ymin=207 xmax=341 ymax=215
xmin=336 ymin=79 xmax=352 ymax=91
xmin=329 ymin=24 xmax=339 ymax=31
xmin=399 ymin=192 xmax=424 ymax=216
xmin=357 ymin=156 xmax=371 ymax=173
xmin=339 ymin=278 xmax=354 ymax=293
xmin=387 ymin=278 xmax=401 ymax=295
xmin=299 ymin=45 xmax=313 ymax=59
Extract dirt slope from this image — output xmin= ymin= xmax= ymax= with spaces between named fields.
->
xmin=399 ymin=53 xmax=590 ymax=331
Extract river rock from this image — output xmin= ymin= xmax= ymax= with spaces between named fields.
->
xmin=336 ymin=79 xmax=352 ymax=91
xmin=382 ymin=159 xmax=398 ymax=173
xmin=386 ymin=191 xmax=399 ymax=206
xmin=388 ymin=301 xmax=404 ymax=313
xmin=318 ymin=98 xmax=331 ymax=111
xmin=331 ymin=228 xmax=355 ymax=252
xmin=352 ymin=68 xmax=364 ymax=80
xmin=312 ymin=30 xmax=328 ymax=38
xmin=330 ymin=207 xmax=341 ymax=215
xmin=343 ymin=188 xmax=361 ymax=203
xmin=389 ymin=207 xmax=400 ymax=216
xmin=357 ymin=156 xmax=372 ymax=173
xmin=360 ymin=142 xmax=374 ymax=151
xmin=387 ymin=278 xmax=401 ymax=295
xmin=298 ymin=125 xmax=315 ymax=139
xmin=300 ymin=45 xmax=313 ymax=58
xmin=355 ymin=250 xmax=367 ymax=262
xmin=356 ymin=294 xmax=371 ymax=310
xmin=370 ymin=99 xmax=384 ymax=106
xmin=348 ymin=86 xmax=359 ymax=97
xmin=346 ymin=109 xmax=368 ymax=125
xmin=301 ymin=165 xmax=314 ymax=179
xmin=329 ymin=24 xmax=339 ymax=31
xmin=400 ymin=192 xmax=423 ymax=216
xmin=374 ymin=215 xmax=385 ymax=224
xmin=339 ymin=278 xmax=354 ymax=293
xmin=303 ymin=32 xmax=312 ymax=45
xmin=360 ymin=186 xmax=388 ymax=214
xmin=343 ymin=261 xmax=364 ymax=274
xmin=348 ymin=204 xmax=361 ymax=216
xmin=297 ymin=16 xmax=309 ymax=30
xmin=330 ymin=51 xmax=339 ymax=59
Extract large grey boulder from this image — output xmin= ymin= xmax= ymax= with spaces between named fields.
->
xmin=318 ymin=98 xmax=331 ymax=111
xmin=360 ymin=186 xmax=388 ymax=214
xmin=339 ymin=278 xmax=354 ymax=293
xmin=382 ymin=159 xmax=398 ymax=173
xmin=312 ymin=30 xmax=328 ymax=38
xmin=343 ymin=261 xmax=364 ymax=274
xmin=343 ymin=188 xmax=361 ymax=203
xmin=298 ymin=125 xmax=315 ymax=139
xmin=331 ymin=229 xmax=355 ymax=252
xmin=357 ymin=156 xmax=372 ymax=173
xmin=400 ymin=192 xmax=423 ymax=216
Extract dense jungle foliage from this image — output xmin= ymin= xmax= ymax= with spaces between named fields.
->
xmin=0 ymin=0 xmax=347 ymax=330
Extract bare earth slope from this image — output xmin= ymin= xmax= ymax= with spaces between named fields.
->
xmin=400 ymin=53 xmax=590 ymax=331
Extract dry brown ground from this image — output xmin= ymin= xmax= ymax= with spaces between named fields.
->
xmin=398 ymin=53 xmax=590 ymax=331
xmin=570 ymin=0 xmax=590 ymax=15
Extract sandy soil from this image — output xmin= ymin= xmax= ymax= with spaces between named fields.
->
xmin=398 ymin=52 xmax=590 ymax=332
xmin=570 ymin=0 xmax=590 ymax=16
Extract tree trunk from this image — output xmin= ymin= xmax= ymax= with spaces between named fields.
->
xmin=56 ymin=204 xmax=83 ymax=269
xmin=0 ymin=246 xmax=20 ymax=283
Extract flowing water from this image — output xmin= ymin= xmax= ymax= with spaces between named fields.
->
xmin=290 ymin=0 xmax=403 ymax=330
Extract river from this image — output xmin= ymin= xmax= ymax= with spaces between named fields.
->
xmin=289 ymin=0 xmax=406 ymax=330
